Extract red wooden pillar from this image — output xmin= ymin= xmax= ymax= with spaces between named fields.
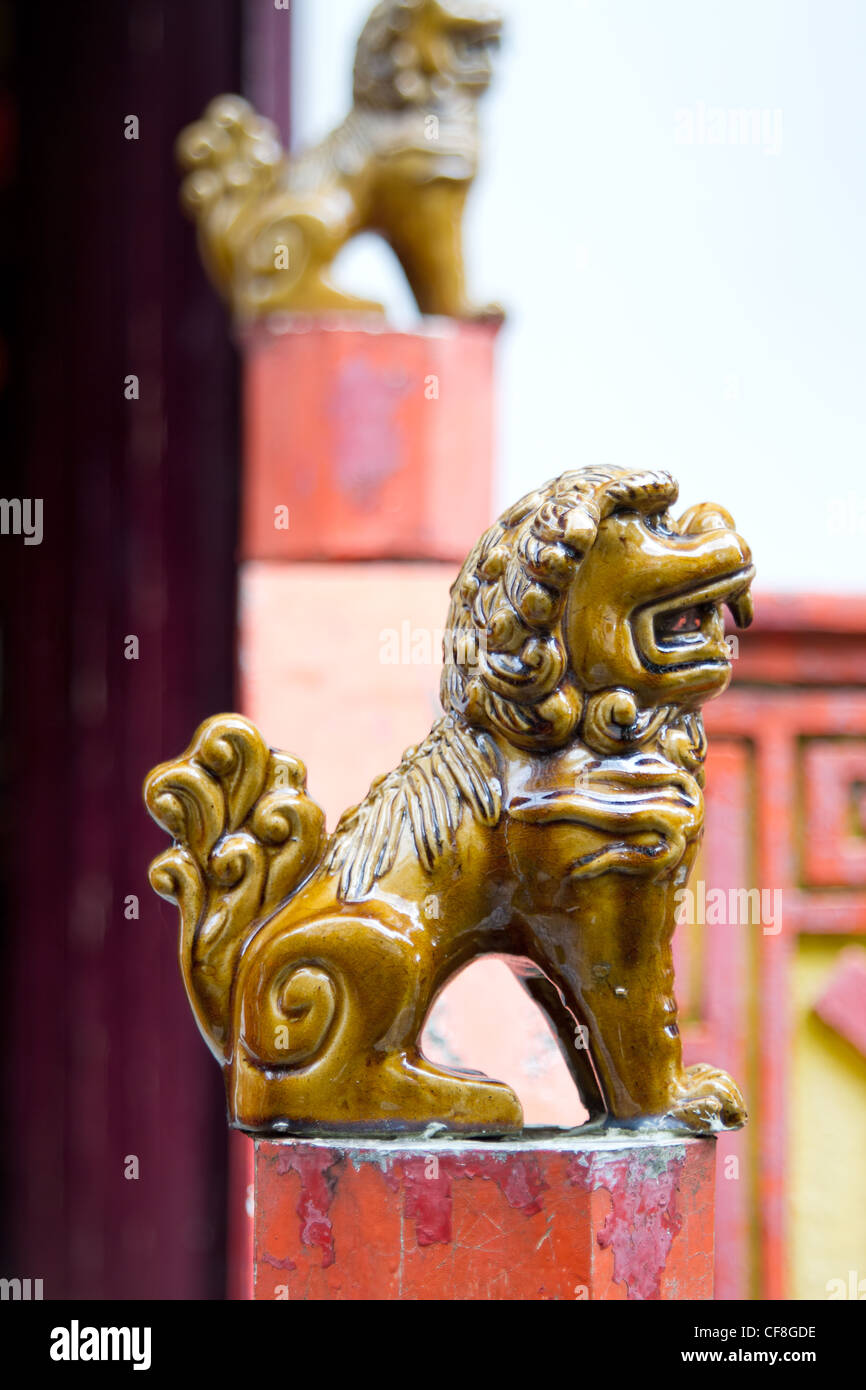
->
xmin=254 ymin=1133 xmax=715 ymax=1301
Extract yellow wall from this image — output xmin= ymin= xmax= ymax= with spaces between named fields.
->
xmin=791 ymin=937 xmax=866 ymax=1299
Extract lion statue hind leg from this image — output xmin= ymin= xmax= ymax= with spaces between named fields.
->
xmin=230 ymin=907 xmax=524 ymax=1136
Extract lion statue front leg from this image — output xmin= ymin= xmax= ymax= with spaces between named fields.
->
xmin=381 ymin=181 xmax=505 ymax=322
xmin=507 ymin=746 xmax=748 ymax=1134
xmin=577 ymin=878 xmax=747 ymax=1134
xmin=518 ymin=854 xmax=746 ymax=1135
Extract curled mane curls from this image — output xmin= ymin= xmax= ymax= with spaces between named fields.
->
xmin=353 ymin=0 xmax=501 ymax=110
xmin=440 ymin=467 xmax=680 ymax=750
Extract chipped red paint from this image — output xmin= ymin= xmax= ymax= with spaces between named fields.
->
xmin=254 ymin=1136 xmax=714 ymax=1300
xmin=274 ymin=1145 xmax=338 ymax=1268
xmin=400 ymin=1157 xmax=452 ymax=1245
xmin=399 ymin=1153 xmax=547 ymax=1246
xmin=260 ymin=1251 xmax=296 ymax=1271
xmin=568 ymin=1151 xmax=685 ymax=1301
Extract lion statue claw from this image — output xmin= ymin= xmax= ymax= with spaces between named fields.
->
xmin=669 ymin=1066 xmax=748 ymax=1134
xmin=175 ymin=0 xmax=503 ymax=322
xmin=146 ymin=466 xmax=754 ymax=1137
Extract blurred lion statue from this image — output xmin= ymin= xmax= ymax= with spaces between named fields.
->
xmin=146 ymin=466 xmax=755 ymax=1138
xmin=175 ymin=0 xmax=504 ymax=321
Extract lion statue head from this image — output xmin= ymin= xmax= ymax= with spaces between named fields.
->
xmin=441 ymin=465 xmax=755 ymax=755
xmin=353 ymin=0 xmax=503 ymax=109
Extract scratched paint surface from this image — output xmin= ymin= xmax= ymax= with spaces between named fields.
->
xmin=254 ymin=1135 xmax=714 ymax=1301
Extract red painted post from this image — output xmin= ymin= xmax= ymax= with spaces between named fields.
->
xmin=241 ymin=320 xmax=498 ymax=563
xmin=253 ymin=1134 xmax=716 ymax=1301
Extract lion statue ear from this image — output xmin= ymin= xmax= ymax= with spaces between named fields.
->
xmin=530 ymin=499 xmax=599 ymax=556
xmin=560 ymin=505 xmax=599 ymax=553
xmin=678 ymin=502 xmax=737 ymax=535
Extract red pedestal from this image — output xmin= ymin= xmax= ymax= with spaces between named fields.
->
xmin=253 ymin=1132 xmax=715 ymax=1301
xmin=241 ymin=318 xmax=499 ymax=562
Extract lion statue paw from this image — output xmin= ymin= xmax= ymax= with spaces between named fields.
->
xmin=667 ymin=1064 xmax=748 ymax=1134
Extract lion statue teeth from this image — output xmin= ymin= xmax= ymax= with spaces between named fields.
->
xmin=145 ymin=465 xmax=755 ymax=1138
xmin=175 ymin=0 xmax=504 ymax=322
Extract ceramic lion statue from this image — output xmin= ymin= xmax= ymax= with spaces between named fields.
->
xmin=145 ymin=466 xmax=755 ymax=1137
xmin=175 ymin=0 xmax=504 ymax=321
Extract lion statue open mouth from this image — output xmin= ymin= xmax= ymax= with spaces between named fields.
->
xmin=145 ymin=466 xmax=754 ymax=1137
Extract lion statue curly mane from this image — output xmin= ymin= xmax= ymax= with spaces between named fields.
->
xmin=146 ymin=466 xmax=755 ymax=1138
xmin=175 ymin=0 xmax=503 ymax=321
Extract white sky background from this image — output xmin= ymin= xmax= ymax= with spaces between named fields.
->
xmin=291 ymin=0 xmax=866 ymax=593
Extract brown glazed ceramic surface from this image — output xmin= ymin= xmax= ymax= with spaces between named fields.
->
xmin=175 ymin=0 xmax=504 ymax=322
xmin=145 ymin=467 xmax=755 ymax=1138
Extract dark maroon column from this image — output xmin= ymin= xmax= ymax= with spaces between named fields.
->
xmin=0 ymin=0 xmax=243 ymax=1298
